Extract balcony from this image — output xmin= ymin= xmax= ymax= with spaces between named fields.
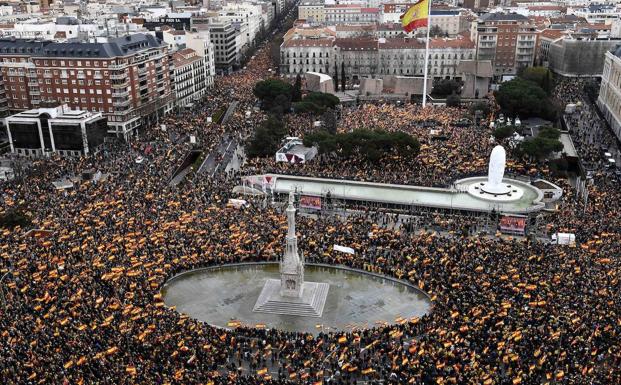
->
xmin=28 ymin=81 xmax=38 ymax=87
xmin=43 ymin=73 xmax=53 ymax=78
xmin=110 ymin=72 xmax=128 ymax=80
xmin=108 ymin=63 xmax=128 ymax=70
xmin=30 ymin=90 xmax=41 ymax=96
xmin=137 ymin=66 xmax=148 ymax=75
xmin=113 ymin=99 xmax=131 ymax=107
xmin=112 ymin=90 xmax=129 ymax=98
xmin=111 ymin=80 xmax=129 ymax=88
xmin=31 ymin=99 xmax=41 ymax=105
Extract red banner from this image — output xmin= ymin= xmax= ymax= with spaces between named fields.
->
xmin=299 ymin=195 xmax=321 ymax=210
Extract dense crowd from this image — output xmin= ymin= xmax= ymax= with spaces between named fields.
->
xmin=1 ymin=48 xmax=621 ymax=385
xmin=246 ymin=103 xmax=545 ymax=188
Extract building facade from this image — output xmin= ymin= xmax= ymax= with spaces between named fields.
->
xmin=547 ymin=36 xmax=621 ymax=77
xmin=598 ymin=48 xmax=621 ymax=143
xmin=471 ymin=12 xmax=537 ymax=77
xmin=281 ymin=35 xmax=475 ymax=82
xmin=207 ymin=21 xmax=238 ymax=73
xmin=298 ymin=3 xmax=325 ymax=23
xmin=0 ymin=34 xmax=174 ymax=139
xmin=5 ymin=104 xmax=107 ymax=157
xmin=324 ymin=5 xmax=380 ymax=25
xmin=171 ymin=48 xmax=207 ymax=108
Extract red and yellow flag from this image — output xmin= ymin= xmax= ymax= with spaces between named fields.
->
xmin=400 ymin=0 xmax=429 ymax=33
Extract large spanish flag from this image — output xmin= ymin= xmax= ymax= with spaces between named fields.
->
xmin=400 ymin=0 xmax=429 ymax=33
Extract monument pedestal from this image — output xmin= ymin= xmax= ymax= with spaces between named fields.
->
xmin=253 ymin=279 xmax=329 ymax=317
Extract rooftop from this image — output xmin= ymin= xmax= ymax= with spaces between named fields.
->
xmin=336 ymin=38 xmax=378 ymax=51
xmin=480 ymin=12 xmax=530 ymax=22
xmin=0 ymin=33 xmax=164 ymax=58
xmin=282 ymin=38 xmax=334 ymax=48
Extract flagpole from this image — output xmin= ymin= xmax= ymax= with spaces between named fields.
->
xmin=422 ymin=0 xmax=431 ymax=107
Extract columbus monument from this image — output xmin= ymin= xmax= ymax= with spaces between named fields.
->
xmin=253 ymin=191 xmax=329 ymax=317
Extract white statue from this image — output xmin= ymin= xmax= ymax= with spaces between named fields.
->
xmin=485 ymin=145 xmax=509 ymax=194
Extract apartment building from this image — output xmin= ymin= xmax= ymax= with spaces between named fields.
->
xmin=207 ymin=21 xmax=238 ymax=73
xmin=380 ymin=5 xmax=472 ymax=37
xmin=171 ymin=48 xmax=207 ymax=108
xmin=0 ymin=34 xmax=174 ymax=139
xmin=598 ymin=48 xmax=621 ymax=142
xmin=299 ymin=3 xmax=325 ymax=23
xmin=569 ymin=4 xmax=621 ymax=25
xmin=470 ymin=12 xmax=537 ymax=77
xmin=186 ymin=31 xmax=215 ymax=88
xmin=324 ymin=5 xmax=380 ymax=25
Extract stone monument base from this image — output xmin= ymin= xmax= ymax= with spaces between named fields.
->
xmin=253 ymin=279 xmax=329 ymax=317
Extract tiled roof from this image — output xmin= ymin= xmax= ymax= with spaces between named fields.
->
xmin=430 ymin=37 xmax=475 ymax=49
xmin=378 ymin=38 xmax=424 ymax=49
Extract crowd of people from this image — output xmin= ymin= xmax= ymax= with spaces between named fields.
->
xmin=246 ymin=103 xmax=544 ymax=188
xmin=1 ymin=45 xmax=620 ymax=385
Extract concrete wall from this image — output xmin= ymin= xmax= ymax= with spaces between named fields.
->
xmin=383 ymin=76 xmax=433 ymax=96
xmin=305 ymin=72 xmax=335 ymax=94
xmin=359 ymin=77 xmax=383 ymax=95
xmin=462 ymin=75 xmax=490 ymax=98
xmin=548 ymin=39 xmax=621 ymax=77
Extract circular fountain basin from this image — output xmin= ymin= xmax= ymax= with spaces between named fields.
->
xmin=161 ymin=263 xmax=431 ymax=334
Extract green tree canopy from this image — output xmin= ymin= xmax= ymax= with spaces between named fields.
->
xmin=246 ymin=115 xmax=288 ymax=158
xmin=493 ymin=125 xmax=517 ymax=141
xmin=518 ymin=66 xmax=553 ymax=94
xmin=303 ymin=129 xmax=420 ymax=163
xmin=495 ymin=78 xmax=558 ymax=121
xmin=253 ymin=79 xmax=292 ymax=111
xmin=519 ymin=126 xmax=563 ymax=160
xmin=432 ymin=79 xmax=462 ymax=97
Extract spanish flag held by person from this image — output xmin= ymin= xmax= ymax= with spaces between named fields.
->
xmin=400 ymin=0 xmax=429 ymax=33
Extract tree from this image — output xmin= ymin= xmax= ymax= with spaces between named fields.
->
xmin=333 ymin=62 xmax=339 ymax=92
xmin=495 ymin=78 xmax=558 ymax=120
xmin=429 ymin=25 xmax=444 ymax=37
xmin=303 ymin=129 xmax=420 ymax=163
xmin=246 ymin=115 xmax=287 ymax=158
xmin=322 ymin=108 xmax=337 ymax=134
xmin=432 ymin=79 xmax=462 ymax=97
xmin=519 ymin=126 xmax=563 ymax=161
xmin=253 ymin=79 xmax=292 ymax=111
xmin=292 ymin=92 xmax=340 ymax=115
xmin=518 ymin=66 xmax=553 ymax=94
xmin=305 ymin=92 xmax=340 ymax=110
xmin=340 ymin=62 xmax=346 ymax=92
xmin=292 ymin=74 xmax=302 ymax=102
xmin=446 ymin=92 xmax=461 ymax=107
xmin=493 ymin=125 xmax=516 ymax=141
